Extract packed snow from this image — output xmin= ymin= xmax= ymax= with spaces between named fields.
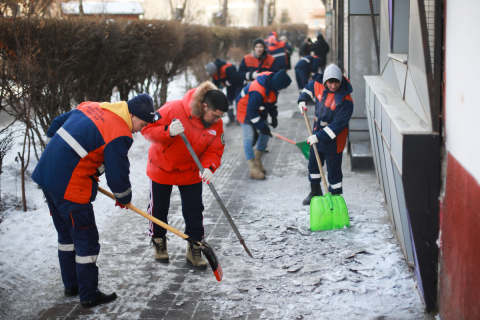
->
xmin=0 ymin=63 xmax=432 ymax=319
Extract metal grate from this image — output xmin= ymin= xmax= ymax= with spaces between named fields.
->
xmin=424 ymin=0 xmax=435 ymax=74
xmin=344 ymin=0 xmax=349 ymax=76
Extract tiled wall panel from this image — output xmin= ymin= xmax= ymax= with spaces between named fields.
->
xmin=393 ymin=164 xmax=414 ymax=264
xmin=384 ymin=142 xmax=407 ymax=253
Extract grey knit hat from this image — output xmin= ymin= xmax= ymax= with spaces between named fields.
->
xmin=323 ymin=64 xmax=343 ymax=85
xmin=206 ymin=62 xmax=217 ymax=76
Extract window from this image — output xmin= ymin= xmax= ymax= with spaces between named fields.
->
xmin=390 ymin=0 xmax=410 ymax=53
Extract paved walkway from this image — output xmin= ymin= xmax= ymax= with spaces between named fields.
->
xmin=28 ymin=55 xmax=430 ymax=320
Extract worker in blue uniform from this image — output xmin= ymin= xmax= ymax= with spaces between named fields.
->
xmin=295 ymin=55 xmax=320 ymax=93
xmin=297 ymin=64 xmax=354 ymax=205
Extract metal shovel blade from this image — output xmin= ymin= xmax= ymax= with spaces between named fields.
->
xmin=310 ymin=193 xmax=350 ymax=231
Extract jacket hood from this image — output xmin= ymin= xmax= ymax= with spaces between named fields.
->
xmin=100 ymin=101 xmax=132 ymax=130
xmin=269 ymin=31 xmax=277 ymax=38
xmin=312 ymin=73 xmax=353 ymax=98
xmin=214 ymin=59 xmax=227 ymax=70
xmin=183 ymin=81 xmax=218 ymax=119
xmin=255 ymin=73 xmax=274 ymax=95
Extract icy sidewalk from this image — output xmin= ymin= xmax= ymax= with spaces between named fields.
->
xmin=0 ymin=64 xmax=431 ymax=320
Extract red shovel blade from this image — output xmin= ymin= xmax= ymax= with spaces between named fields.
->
xmin=213 ymin=263 xmax=223 ymax=282
xmin=199 ymin=240 xmax=223 ymax=282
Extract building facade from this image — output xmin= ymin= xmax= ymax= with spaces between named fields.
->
xmin=328 ymin=0 xmax=479 ymax=317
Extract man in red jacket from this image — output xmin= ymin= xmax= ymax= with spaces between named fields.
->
xmin=141 ymin=81 xmax=228 ymax=269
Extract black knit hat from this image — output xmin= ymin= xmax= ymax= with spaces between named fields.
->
xmin=127 ymin=93 xmax=155 ymax=123
xmin=253 ymin=38 xmax=265 ymax=50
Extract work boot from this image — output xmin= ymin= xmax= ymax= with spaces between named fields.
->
xmin=64 ymin=286 xmax=79 ymax=297
xmin=81 ymin=291 xmax=117 ymax=308
xmin=247 ymin=159 xmax=265 ymax=180
xmin=302 ymin=183 xmax=323 ymax=205
xmin=254 ymin=150 xmax=266 ymax=174
xmin=186 ymin=242 xmax=208 ymax=270
xmin=151 ymin=237 xmax=169 ymax=262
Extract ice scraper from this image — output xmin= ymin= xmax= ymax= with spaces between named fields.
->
xmin=98 ymin=187 xmax=223 ymax=281
xmin=303 ymin=112 xmax=350 ymax=231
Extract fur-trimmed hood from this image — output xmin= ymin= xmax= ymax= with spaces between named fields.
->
xmin=182 ymin=80 xmax=218 ymax=118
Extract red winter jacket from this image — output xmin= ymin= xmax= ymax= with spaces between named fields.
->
xmin=142 ymin=82 xmax=225 ymax=186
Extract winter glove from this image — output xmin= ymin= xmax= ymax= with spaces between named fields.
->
xmin=260 ymin=125 xmax=273 ymax=137
xmin=199 ymin=168 xmax=214 ymax=184
xmin=307 ymin=134 xmax=319 ymax=145
xmin=251 ymin=71 xmax=259 ymax=80
xmin=169 ymin=120 xmax=184 ymax=137
xmin=115 ymin=201 xmax=128 ymax=209
xmin=270 ymin=116 xmax=278 ymax=128
xmin=298 ymin=101 xmax=307 ymax=115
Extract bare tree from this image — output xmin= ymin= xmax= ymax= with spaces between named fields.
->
xmin=221 ymin=0 xmax=228 ymax=26
xmin=169 ymin=0 xmax=188 ymax=21
xmin=257 ymin=0 xmax=264 ymax=26
xmin=0 ymin=127 xmax=16 ymax=203
xmin=17 ymin=123 xmax=31 ymax=212
xmin=79 ymin=0 xmax=84 ymax=17
xmin=267 ymin=0 xmax=276 ymax=25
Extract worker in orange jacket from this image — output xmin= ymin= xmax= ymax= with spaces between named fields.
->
xmin=141 ymin=81 xmax=228 ymax=270
xmin=236 ymin=70 xmax=292 ymax=180
xmin=237 ymin=38 xmax=280 ymax=84
xmin=31 ymin=94 xmax=155 ymax=308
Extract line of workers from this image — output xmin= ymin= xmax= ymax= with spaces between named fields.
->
xmin=206 ymin=31 xmax=330 ymax=126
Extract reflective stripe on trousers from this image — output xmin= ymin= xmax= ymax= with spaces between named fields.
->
xmin=58 ymin=243 xmax=75 ymax=251
xmin=76 ymin=255 xmax=98 ymax=264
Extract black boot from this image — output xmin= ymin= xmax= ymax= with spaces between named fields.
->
xmin=81 ymin=291 xmax=117 ymax=308
xmin=64 ymin=286 xmax=79 ymax=297
xmin=302 ymin=183 xmax=323 ymax=205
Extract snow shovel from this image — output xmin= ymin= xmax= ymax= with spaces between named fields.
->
xmin=302 ymin=112 xmax=350 ymax=231
xmin=97 ymin=187 xmax=223 ymax=282
xmin=271 ymin=132 xmax=310 ymax=160
xmin=179 ymin=131 xmax=253 ymax=259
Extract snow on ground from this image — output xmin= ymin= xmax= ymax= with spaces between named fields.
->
xmin=0 ymin=60 xmax=432 ymax=319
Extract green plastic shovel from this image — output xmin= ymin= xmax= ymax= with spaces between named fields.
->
xmin=302 ymin=112 xmax=350 ymax=231
xmin=271 ymin=132 xmax=310 ymax=160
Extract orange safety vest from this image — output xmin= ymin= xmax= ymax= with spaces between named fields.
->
xmin=244 ymin=54 xmax=276 ymax=70
xmin=313 ymin=81 xmax=353 ymax=153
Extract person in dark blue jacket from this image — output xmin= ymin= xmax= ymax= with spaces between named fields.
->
xmin=236 ymin=70 xmax=292 ymax=180
xmin=265 ymin=31 xmax=288 ymax=70
xmin=295 ymin=55 xmax=320 ymax=92
xmin=280 ymin=35 xmax=293 ymax=70
xmin=237 ymin=38 xmax=280 ymax=84
xmin=297 ymin=64 xmax=354 ymax=205
xmin=31 ymin=94 xmax=155 ymax=307
xmin=206 ymin=59 xmax=242 ymax=125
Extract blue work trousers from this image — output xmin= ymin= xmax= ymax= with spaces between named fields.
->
xmin=241 ymin=123 xmax=270 ymax=160
xmin=295 ymin=67 xmax=310 ymax=90
xmin=147 ymin=180 xmax=205 ymax=242
xmin=307 ymin=148 xmax=344 ymax=194
xmin=43 ymin=190 xmax=100 ymax=302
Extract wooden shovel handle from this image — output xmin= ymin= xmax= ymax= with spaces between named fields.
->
xmin=98 ymin=186 xmax=194 ymax=243
xmin=303 ymin=112 xmax=330 ymax=194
